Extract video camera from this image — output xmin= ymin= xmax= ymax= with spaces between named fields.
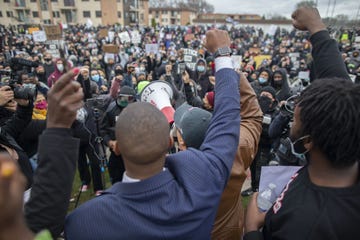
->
xmin=0 ymin=57 xmax=38 ymax=101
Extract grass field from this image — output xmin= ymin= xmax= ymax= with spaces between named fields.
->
xmin=68 ymin=169 xmax=251 ymax=213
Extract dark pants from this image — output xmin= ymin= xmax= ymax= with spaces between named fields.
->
xmin=108 ymin=151 xmax=125 ymax=185
xmin=78 ymin=143 xmax=104 ymax=192
xmin=250 ymin=145 xmax=271 ymax=191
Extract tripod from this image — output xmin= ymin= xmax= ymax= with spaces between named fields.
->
xmin=73 ymin=106 xmax=108 ymax=208
xmin=93 ymin=107 xmax=108 ymax=190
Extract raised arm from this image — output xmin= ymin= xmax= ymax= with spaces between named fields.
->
xmin=25 ymin=68 xmax=83 ymax=238
xmin=200 ymin=30 xmax=241 ymax=180
xmin=292 ymin=7 xmax=350 ymax=80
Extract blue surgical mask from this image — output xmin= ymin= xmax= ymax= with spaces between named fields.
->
xmin=92 ymin=74 xmax=100 ymax=82
xmin=290 ymin=135 xmax=310 ymax=159
xmin=197 ymin=66 xmax=205 ymax=72
xmin=258 ymin=77 xmax=268 ymax=84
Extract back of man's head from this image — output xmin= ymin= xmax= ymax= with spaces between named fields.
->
xmin=298 ymin=78 xmax=360 ymax=168
xmin=116 ymin=102 xmax=170 ymax=165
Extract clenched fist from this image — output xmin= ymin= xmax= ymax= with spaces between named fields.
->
xmin=291 ymin=7 xmax=326 ymax=35
xmin=47 ymin=68 xmax=84 ymax=129
xmin=204 ymin=29 xmax=231 ymax=54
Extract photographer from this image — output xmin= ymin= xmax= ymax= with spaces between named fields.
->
xmin=0 ymin=87 xmax=34 ymax=190
xmin=100 ymin=86 xmax=136 ymax=184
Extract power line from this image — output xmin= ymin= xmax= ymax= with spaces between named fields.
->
xmin=326 ymin=0 xmax=331 ymax=18
xmin=331 ymin=0 xmax=336 ymax=18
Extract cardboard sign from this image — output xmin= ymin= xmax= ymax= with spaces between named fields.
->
xmin=44 ymin=25 xmax=62 ymax=40
xmin=102 ymin=44 xmax=119 ymax=54
xmin=98 ymin=28 xmax=108 ymax=38
xmin=145 ymin=44 xmax=159 ymax=54
xmin=166 ymin=34 xmax=172 ymax=40
xmin=131 ymin=30 xmax=141 ymax=44
xmin=183 ymin=48 xmax=198 ymax=71
xmin=119 ymin=31 xmax=131 ymax=43
xmin=32 ymin=31 xmax=47 ymax=42
xmin=249 ymin=47 xmax=260 ymax=54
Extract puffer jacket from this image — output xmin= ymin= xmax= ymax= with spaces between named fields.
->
xmin=212 ymin=73 xmax=263 ymax=239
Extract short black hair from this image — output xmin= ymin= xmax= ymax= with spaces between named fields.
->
xmin=116 ymin=102 xmax=170 ymax=164
xmin=298 ymin=78 xmax=360 ymax=168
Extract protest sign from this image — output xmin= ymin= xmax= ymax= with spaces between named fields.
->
xmin=45 ymin=40 xmax=62 ymax=58
xmin=145 ymin=44 xmax=159 ymax=54
xmin=119 ymin=31 xmax=131 ymax=43
xmin=254 ymin=55 xmax=271 ymax=69
xmin=249 ymin=47 xmax=260 ymax=55
xmin=267 ymin=25 xmax=277 ymax=36
xmin=183 ymin=48 xmax=198 ymax=71
xmin=259 ymin=166 xmax=302 ymax=199
xmin=298 ymin=71 xmax=310 ymax=81
xmin=132 ymin=31 xmax=141 ymax=44
xmin=32 ymin=31 xmax=47 ymax=42
xmin=44 ymin=25 xmax=62 ymax=40
xmin=108 ymin=31 xmax=115 ymax=43
xmin=28 ymin=27 xmax=40 ymax=34
xmin=102 ymin=44 xmax=119 ymax=54
xmin=98 ymin=29 xmax=108 ymax=38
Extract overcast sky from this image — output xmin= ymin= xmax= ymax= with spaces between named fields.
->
xmin=207 ymin=0 xmax=360 ymax=19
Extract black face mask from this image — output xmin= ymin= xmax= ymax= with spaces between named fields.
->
xmin=115 ymin=69 xmax=123 ymax=75
xmin=274 ymin=80 xmax=283 ymax=87
xmin=259 ymin=96 xmax=273 ymax=113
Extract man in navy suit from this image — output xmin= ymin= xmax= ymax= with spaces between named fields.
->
xmin=65 ymin=29 xmax=241 ymax=240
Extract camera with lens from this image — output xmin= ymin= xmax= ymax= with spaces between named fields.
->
xmin=0 ymin=57 xmax=38 ymax=101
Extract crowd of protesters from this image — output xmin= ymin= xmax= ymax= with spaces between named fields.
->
xmin=0 ymin=6 xmax=359 ymax=240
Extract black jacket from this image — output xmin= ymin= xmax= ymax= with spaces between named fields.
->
xmin=25 ymin=128 xmax=80 ymax=238
xmin=100 ymin=101 xmax=124 ymax=146
xmin=243 ymin=30 xmax=352 ymax=240
xmin=0 ymin=103 xmax=33 ymax=189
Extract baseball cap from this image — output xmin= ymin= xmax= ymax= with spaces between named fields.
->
xmin=174 ymin=103 xmax=212 ymax=149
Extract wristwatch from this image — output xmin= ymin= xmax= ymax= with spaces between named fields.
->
xmin=213 ymin=47 xmax=232 ymax=58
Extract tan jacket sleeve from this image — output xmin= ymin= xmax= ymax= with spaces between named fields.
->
xmin=212 ymin=73 xmax=263 ymax=239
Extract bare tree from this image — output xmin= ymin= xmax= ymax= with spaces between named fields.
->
xmin=296 ymin=0 xmax=317 ymax=9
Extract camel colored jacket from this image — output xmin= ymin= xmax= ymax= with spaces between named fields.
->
xmin=212 ymin=74 xmax=263 ymax=239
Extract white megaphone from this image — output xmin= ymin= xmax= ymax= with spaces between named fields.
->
xmin=139 ymin=80 xmax=175 ymax=124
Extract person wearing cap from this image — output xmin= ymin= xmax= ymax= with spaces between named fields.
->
xmin=65 ymin=29 xmax=241 ymax=239
xmin=174 ymin=103 xmax=212 ymax=151
xmin=100 ymin=86 xmax=136 ymax=184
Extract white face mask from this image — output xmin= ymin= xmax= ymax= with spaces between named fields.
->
xmin=57 ymin=64 xmax=64 ymax=72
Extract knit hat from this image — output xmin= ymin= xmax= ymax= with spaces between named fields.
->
xmin=119 ymin=86 xmax=136 ymax=96
xmin=260 ymin=86 xmax=277 ymax=99
xmin=174 ymin=103 xmax=212 ymax=149
xmin=205 ymin=91 xmax=215 ymax=107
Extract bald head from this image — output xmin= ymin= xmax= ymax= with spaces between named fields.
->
xmin=116 ymin=102 xmax=170 ymax=165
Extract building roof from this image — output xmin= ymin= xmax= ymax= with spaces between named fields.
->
xmin=193 ymin=18 xmax=292 ymax=25
xmin=149 ymin=7 xmax=197 ymax=13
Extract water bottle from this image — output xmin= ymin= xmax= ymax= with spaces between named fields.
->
xmin=257 ymin=183 xmax=277 ymax=212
